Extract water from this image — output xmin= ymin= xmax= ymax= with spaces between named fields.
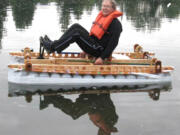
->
xmin=0 ymin=0 xmax=180 ymax=135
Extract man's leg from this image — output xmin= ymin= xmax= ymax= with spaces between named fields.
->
xmin=42 ymin=23 xmax=103 ymax=57
xmin=55 ymin=23 xmax=104 ymax=57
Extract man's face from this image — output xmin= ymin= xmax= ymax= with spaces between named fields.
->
xmin=101 ymin=0 xmax=114 ymax=16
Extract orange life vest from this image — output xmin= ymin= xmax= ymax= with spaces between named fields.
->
xmin=89 ymin=10 xmax=123 ymax=39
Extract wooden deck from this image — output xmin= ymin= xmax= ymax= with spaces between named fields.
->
xmin=8 ymin=45 xmax=174 ymax=75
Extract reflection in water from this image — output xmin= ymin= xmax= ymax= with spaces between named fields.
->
xmin=0 ymin=0 xmax=180 ymax=45
xmin=8 ymin=82 xmax=172 ymax=134
xmin=54 ymin=0 xmax=180 ymax=32
xmin=55 ymin=0 xmax=96 ymax=31
xmin=10 ymin=0 xmax=36 ymax=30
xmin=8 ymin=83 xmax=171 ymax=134
xmin=8 ymin=81 xmax=172 ymax=101
xmin=0 ymin=0 xmax=179 ymax=35
xmin=117 ymin=0 xmax=180 ymax=31
xmin=0 ymin=0 xmax=9 ymax=49
xmin=40 ymin=94 xmax=118 ymax=135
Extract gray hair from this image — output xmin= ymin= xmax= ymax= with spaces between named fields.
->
xmin=103 ymin=0 xmax=117 ymax=10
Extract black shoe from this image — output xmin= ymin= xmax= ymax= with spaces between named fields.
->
xmin=44 ymin=35 xmax=52 ymax=43
xmin=39 ymin=36 xmax=53 ymax=54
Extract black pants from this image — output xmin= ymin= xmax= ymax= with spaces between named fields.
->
xmin=52 ymin=23 xmax=104 ymax=57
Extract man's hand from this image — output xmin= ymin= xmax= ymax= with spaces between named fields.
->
xmin=94 ymin=57 xmax=104 ymax=65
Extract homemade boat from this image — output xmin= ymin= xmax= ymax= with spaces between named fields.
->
xmin=8 ymin=44 xmax=174 ymax=92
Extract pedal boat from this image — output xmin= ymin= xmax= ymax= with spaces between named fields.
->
xmin=8 ymin=44 xmax=174 ymax=92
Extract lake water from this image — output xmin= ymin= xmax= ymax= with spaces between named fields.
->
xmin=0 ymin=0 xmax=180 ymax=135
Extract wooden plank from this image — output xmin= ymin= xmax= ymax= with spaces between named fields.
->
xmin=8 ymin=64 xmax=25 ymax=69
xmin=9 ymin=51 xmax=155 ymax=59
xmin=8 ymin=64 xmax=173 ymax=75
xmin=27 ymin=65 xmax=156 ymax=74
xmin=24 ymin=58 xmax=157 ymax=65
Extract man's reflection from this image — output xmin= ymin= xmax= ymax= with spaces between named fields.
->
xmin=40 ymin=94 xmax=118 ymax=135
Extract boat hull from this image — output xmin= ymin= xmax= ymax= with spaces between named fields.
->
xmin=8 ymin=68 xmax=172 ymax=93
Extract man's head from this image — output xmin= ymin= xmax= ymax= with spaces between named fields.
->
xmin=88 ymin=112 xmax=118 ymax=135
xmin=101 ymin=0 xmax=117 ymax=16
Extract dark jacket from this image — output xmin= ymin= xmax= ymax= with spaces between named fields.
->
xmin=92 ymin=18 xmax=122 ymax=59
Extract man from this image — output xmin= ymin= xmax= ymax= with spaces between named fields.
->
xmin=41 ymin=0 xmax=122 ymax=65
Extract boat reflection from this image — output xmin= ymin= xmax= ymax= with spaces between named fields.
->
xmin=8 ymin=83 xmax=172 ymax=134
xmin=8 ymin=82 xmax=172 ymax=101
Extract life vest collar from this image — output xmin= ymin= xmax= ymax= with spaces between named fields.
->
xmin=89 ymin=10 xmax=123 ymax=39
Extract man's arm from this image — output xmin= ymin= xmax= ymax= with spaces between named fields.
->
xmin=100 ymin=19 xmax=122 ymax=60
